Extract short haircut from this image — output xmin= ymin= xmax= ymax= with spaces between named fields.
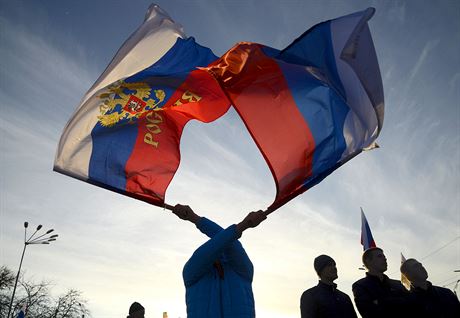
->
xmin=362 ymin=247 xmax=383 ymax=268
xmin=400 ymin=258 xmax=416 ymax=275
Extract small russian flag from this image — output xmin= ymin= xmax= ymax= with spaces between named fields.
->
xmin=361 ymin=207 xmax=377 ymax=251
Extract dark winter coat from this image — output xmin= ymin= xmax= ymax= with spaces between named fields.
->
xmin=409 ymin=281 xmax=460 ymax=318
xmin=352 ymin=273 xmax=412 ymax=318
xmin=300 ymin=281 xmax=358 ymax=318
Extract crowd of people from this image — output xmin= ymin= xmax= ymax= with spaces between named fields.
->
xmin=301 ymin=248 xmax=459 ymax=318
xmin=126 ymin=204 xmax=459 ymax=318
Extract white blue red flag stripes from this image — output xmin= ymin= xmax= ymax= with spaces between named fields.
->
xmin=54 ymin=4 xmax=230 ymax=206
xmin=361 ymin=207 xmax=377 ymax=251
xmin=55 ymin=5 xmax=384 ymax=210
xmin=207 ymin=8 xmax=384 ymax=210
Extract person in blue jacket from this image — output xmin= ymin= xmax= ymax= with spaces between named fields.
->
xmin=172 ymin=204 xmax=267 ymax=318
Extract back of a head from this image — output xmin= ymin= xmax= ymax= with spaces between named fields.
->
xmin=400 ymin=258 xmax=417 ymax=275
xmin=127 ymin=302 xmax=145 ymax=318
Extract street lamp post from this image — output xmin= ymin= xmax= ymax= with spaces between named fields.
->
xmin=7 ymin=222 xmax=59 ymax=318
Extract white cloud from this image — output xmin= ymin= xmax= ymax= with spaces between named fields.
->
xmin=1 ymin=2 xmax=459 ymax=318
xmin=407 ymin=39 xmax=440 ymax=87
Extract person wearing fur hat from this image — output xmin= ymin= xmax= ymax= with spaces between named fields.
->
xmin=300 ymin=254 xmax=357 ymax=318
xmin=127 ymin=302 xmax=145 ymax=318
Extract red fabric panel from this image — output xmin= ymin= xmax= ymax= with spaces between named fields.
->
xmin=124 ymin=70 xmax=230 ymax=206
xmin=207 ymin=43 xmax=315 ymax=206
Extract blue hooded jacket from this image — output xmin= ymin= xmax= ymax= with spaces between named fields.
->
xmin=182 ymin=217 xmax=255 ymax=318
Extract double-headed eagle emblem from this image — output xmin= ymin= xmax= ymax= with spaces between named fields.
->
xmin=97 ymin=80 xmax=166 ymax=127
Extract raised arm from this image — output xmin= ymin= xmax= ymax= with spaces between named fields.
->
xmin=173 ymin=206 xmax=268 ymax=285
xmin=172 ymin=204 xmax=223 ymax=238
xmin=183 ymin=224 xmax=240 ymax=286
xmin=172 ymin=204 xmax=201 ymax=224
xmin=236 ymin=210 xmax=267 ymax=235
xmin=224 ymin=210 xmax=267 ymax=279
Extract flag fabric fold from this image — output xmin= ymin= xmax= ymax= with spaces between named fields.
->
xmin=54 ymin=6 xmax=230 ymax=206
xmin=83 ymin=4 xmax=186 ymax=105
xmin=55 ymin=5 xmax=384 ymax=210
xmin=206 ymin=8 xmax=384 ymax=209
xmin=360 ymin=208 xmax=377 ymax=251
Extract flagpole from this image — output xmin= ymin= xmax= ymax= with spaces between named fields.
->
xmin=263 ymin=206 xmax=275 ymax=216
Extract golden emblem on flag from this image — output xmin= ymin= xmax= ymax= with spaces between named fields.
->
xmin=97 ymin=80 xmax=166 ymax=127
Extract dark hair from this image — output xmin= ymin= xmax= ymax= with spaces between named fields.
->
xmin=362 ymin=247 xmax=382 ymax=268
xmin=127 ymin=302 xmax=144 ymax=317
xmin=314 ymin=255 xmax=335 ymax=276
xmin=400 ymin=258 xmax=416 ymax=275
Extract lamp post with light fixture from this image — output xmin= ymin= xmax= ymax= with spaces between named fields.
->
xmin=7 ymin=222 xmax=59 ymax=318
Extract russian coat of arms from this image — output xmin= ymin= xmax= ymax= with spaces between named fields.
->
xmin=97 ymin=80 xmax=166 ymax=127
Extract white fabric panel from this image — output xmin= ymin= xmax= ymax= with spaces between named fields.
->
xmin=54 ymin=4 xmax=184 ymax=180
xmin=330 ymin=8 xmax=381 ymax=158
xmin=83 ymin=4 xmax=186 ymax=105
xmin=54 ymin=94 xmax=106 ymax=180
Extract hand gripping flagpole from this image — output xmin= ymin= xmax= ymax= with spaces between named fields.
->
xmin=163 ymin=203 xmax=273 ymax=217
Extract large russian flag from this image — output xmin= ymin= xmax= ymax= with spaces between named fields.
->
xmin=56 ymin=5 xmax=384 ymax=211
xmin=54 ymin=5 xmax=230 ymax=206
xmin=206 ymin=8 xmax=384 ymax=210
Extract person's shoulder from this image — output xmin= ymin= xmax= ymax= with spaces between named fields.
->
xmin=352 ymin=276 xmax=369 ymax=288
xmin=301 ymin=285 xmax=320 ymax=299
xmin=432 ymin=284 xmax=457 ymax=297
xmin=336 ymin=288 xmax=353 ymax=300
xmin=387 ymin=278 xmax=406 ymax=290
xmin=198 ymin=217 xmax=212 ymax=227
xmin=387 ymin=277 xmax=402 ymax=284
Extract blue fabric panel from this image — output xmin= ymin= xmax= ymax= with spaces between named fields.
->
xmin=88 ymin=37 xmax=218 ymax=190
xmin=276 ymin=60 xmax=349 ymax=178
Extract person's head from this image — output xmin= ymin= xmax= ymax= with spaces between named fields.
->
xmin=127 ymin=302 xmax=145 ymax=318
xmin=314 ymin=254 xmax=338 ymax=283
xmin=362 ymin=247 xmax=387 ymax=273
xmin=400 ymin=258 xmax=428 ymax=284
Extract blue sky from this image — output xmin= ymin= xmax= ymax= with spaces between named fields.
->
xmin=1 ymin=1 xmax=459 ymax=317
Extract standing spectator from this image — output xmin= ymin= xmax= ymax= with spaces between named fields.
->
xmin=300 ymin=254 xmax=357 ymax=318
xmin=352 ymin=247 xmax=411 ymax=318
xmin=400 ymin=258 xmax=460 ymax=317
